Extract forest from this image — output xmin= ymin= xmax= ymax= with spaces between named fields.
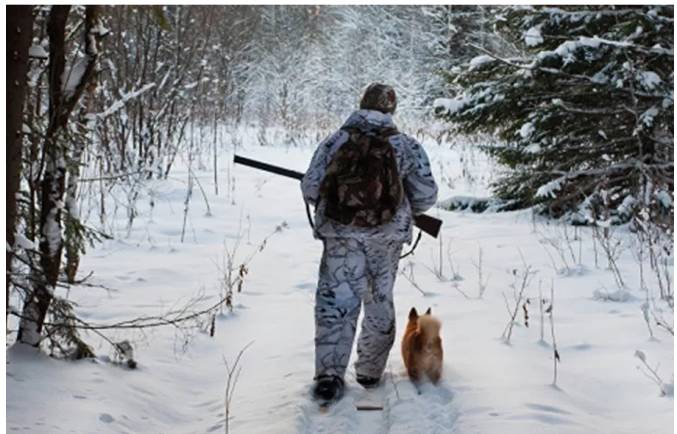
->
xmin=5 ymin=5 xmax=674 ymax=434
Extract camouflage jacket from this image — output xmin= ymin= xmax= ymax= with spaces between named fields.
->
xmin=301 ymin=109 xmax=438 ymax=243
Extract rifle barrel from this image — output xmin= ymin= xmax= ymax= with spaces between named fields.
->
xmin=233 ymin=155 xmax=304 ymax=181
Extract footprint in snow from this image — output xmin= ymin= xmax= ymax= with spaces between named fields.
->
xmin=524 ymin=403 xmax=573 ymax=415
xmin=99 ymin=413 xmax=115 ymax=423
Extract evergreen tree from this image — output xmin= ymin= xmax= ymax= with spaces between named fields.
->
xmin=435 ymin=5 xmax=673 ymax=229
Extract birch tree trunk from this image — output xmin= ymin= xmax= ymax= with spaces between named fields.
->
xmin=18 ymin=6 xmax=102 ymax=345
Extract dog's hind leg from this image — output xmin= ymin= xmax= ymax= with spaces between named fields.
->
xmin=429 ymin=369 xmax=441 ymax=385
xmin=407 ymin=367 xmax=424 ymax=394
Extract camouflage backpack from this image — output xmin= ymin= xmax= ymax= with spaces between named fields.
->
xmin=319 ymin=127 xmax=404 ymax=227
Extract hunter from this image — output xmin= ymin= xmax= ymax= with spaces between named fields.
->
xmin=301 ymin=83 xmax=438 ymax=404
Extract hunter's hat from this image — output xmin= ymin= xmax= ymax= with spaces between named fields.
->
xmin=360 ymin=83 xmax=397 ymax=114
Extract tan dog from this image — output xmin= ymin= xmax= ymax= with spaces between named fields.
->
xmin=401 ymin=307 xmax=443 ymax=384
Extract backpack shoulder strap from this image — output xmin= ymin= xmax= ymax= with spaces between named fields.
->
xmin=381 ymin=127 xmax=399 ymax=138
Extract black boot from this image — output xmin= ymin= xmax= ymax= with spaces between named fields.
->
xmin=313 ymin=375 xmax=345 ymax=404
xmin=356 ymin=374 xmax=381 ymax=389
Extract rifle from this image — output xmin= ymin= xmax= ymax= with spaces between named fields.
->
xmin=233 ymin=155 xmax=442 ymax=239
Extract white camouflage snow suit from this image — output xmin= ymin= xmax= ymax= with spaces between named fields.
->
xmin=301 ymin=109 xmax=438 ymax=381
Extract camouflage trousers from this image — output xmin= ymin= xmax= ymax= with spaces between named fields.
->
xmin=314 ymin=237 xmax=403 ymax=381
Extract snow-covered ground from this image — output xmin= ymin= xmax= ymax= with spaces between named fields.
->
xmin=7 ymin=131 xmax=674 ymax=434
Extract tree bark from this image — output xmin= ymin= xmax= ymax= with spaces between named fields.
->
xmin=18 ymin=5 xmax=70 ymax=346
xmin=6 ymin=6 xmax=35 ymax=322
xmin=18 ymin=6 xmax=101 ymax=345
xmin=65 ymin=80 xmax=97 ymax=283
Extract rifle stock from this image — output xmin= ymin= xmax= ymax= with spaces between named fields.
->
xmin=233 ymin=154 xmax=442 ymax=238
xmin=412 ymin=213 xmax=442 ymax=239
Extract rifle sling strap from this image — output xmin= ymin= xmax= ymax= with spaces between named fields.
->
xmin=399 ymin=230 xmax=422 ymax=259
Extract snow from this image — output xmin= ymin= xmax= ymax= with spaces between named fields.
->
xmin=519 ymin=122 xmax=535 ymax=139
xmin=554 ymin=38 xmax=601 ymax=64
xmin=42 ymin=207 xmax=63 ymax=257
xmin=655 ymin=190 xmax=673 ymax=208
xmin=537 ymin=36 xmax=631 ymax=65
xmin=14 ymin=233 xmax=37 ymax=250
xmin=91 ymin=22 xmax=109 ymax=36
xmin=95 ymin=83 xmax=156 ymax=120
xmin=591 ymin=71 xmax=608 ymax=84
xmin=650 ymin=44 xmax=672 ymax=56
xmin=28 ymin=44 xmax=48 ymax=59
xmin=524 ymin=143 xmax=541 ymax=153
xmin=617 ymin=194 xmax=636 ymax=217
xmin=640 ymin=106 xmax=659 ymax=127
xmin=593 ymin=288 xmax=635 ymax=303
xmin=536 ymin=176 xmax=565 ymax=199
xmin=433 ymin=97 xmax=468 ymax=116
xmin=468 ymin=55 xmax=494 ymax=70
xmin=524 ymin=25 xmax=544 ymax=47
xmin=638 ymin=71 xmax=662 ymax=91
xmin=6 ymin=132 xmax=673 ymax=433
xmin=433 ymin=87 xmax=500 ymax=117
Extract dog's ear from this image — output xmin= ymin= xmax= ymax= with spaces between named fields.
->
xmin=408 ymin=307 xmax=418 ymax=321
xmin=425 ymin=307 xmax=432 ymax=315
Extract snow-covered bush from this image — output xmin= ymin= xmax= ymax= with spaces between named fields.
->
xmin=435 ymin=6 xmax=674 ymax=230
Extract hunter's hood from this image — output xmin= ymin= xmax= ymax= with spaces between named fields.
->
xmin=341 ymin=109 xmax=397 ymax=135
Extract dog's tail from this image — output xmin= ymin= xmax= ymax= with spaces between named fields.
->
xmin=417 ymin=315 xmax=441 ymax=343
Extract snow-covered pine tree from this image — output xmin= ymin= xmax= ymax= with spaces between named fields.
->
xmin=434 ymin=5 xmax=673 ymax=229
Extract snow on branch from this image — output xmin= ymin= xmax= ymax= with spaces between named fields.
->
xmin=524 ymin=25 xmax=543 ymax=47
xmin=92 ymin=83 xmax=156 ymax=121
xmin=535 ymin=177 xmax=566 ymax=199
xmin=469 ymin=54 xmax=496 ymax=70
xmin=28 ymin=44 xmax=48 ymax=59
xmin=433 ymin=97 xmax=469 ymax=116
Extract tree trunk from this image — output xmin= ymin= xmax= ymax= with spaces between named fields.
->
xmin=18 ymin=6 xmax=101 ymax=346
xmin=6 ymin=6 xmax=34 ymax=323
xmin=65 ymin=81 xmax=97 ymax=284
xmin=18 ymin=6 xmax=71 ymax=346
xmin=64 ymin=140 xmax=86 ymax=284
xmin=213 ymin=112 xmax=219 ymax=195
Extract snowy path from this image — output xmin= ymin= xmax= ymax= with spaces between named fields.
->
xmin=297 ymin=378 xmax=456 ymax=434
xmin=7 ymin=143 xmax=673 ymax=434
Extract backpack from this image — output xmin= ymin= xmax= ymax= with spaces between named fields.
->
xmin=319 ymin=127 xmax=404 ymax=227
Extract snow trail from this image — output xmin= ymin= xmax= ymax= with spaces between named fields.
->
xmin=297 ymin=376 xmax=457 ymax=434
